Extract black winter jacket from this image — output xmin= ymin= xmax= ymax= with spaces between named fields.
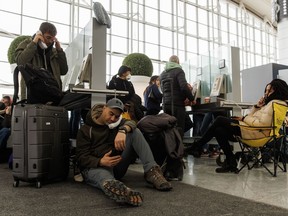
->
xmin=160 ymin=63 xmax=194 ymax=107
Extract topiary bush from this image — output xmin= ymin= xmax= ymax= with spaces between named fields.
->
xmin=7 ymin=35 xmax=30 ymax=64
xmin=122 ymin=53 xmax=153 ymax=77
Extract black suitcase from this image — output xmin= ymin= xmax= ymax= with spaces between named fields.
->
xmin=11 ymin=104 xmax=70 ymax=188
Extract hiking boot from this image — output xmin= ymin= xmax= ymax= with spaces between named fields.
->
xmin=102 ymin=179 xmax=143 ymax=207
xmin=144 ymin=166 xmax=172 ymax=191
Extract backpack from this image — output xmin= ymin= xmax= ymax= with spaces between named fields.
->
xmin=13 ymin=64 xmax=64 ymax=105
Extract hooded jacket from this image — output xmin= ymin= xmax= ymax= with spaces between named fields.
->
xmin=15 ymin=37 xmax=68 ymax=100
xmin=76 ymin=104 xmax=136 ymax=170
xmin=160 ymin=62 xmax=194 ymax=107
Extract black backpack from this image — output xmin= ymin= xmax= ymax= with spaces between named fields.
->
xmin=13 ymin=64 xmax=64 ymax=105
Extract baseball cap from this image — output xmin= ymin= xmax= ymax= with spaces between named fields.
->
xmin=106 ymin=98 xmax=124 ymax=112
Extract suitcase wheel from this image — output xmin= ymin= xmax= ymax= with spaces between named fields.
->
xmin=13 ymin=180 xmax=19 ymax=187
xmin=36 ymin=181 xmax=41 ymax=189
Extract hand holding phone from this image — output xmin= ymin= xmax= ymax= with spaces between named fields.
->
xmin=35 ymin=30 xmax=47 ymax=49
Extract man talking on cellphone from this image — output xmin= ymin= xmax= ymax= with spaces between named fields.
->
xmin=15 ymin=22 xmax=68 ymax=100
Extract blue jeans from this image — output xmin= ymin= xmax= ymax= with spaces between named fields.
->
xmin=0 ymin=128 xmax=11 ymax=149
xmin=82 ymin=128 xmax=156 ymax=190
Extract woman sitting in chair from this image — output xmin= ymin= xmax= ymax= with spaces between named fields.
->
xmin=185 ymin=79 xmax=288 ymax=173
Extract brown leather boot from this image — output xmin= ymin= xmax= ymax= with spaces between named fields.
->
xmin=144 ymin=166 xmax=172 ymax=191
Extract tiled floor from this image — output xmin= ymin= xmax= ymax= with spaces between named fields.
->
xmin=129 ymin=156 xmax=288 ymax=210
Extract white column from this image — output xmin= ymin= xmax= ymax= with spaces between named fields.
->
xmin=278 ymin=17 xmax=288 ymax=64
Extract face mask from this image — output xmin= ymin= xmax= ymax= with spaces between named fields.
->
xmin=126 ymin=74 xmax=132 ymax=80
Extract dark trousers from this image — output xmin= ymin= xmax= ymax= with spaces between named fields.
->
xmin=197 ymin=116 xmax=241 ymax=161
xmin=163 ymin=105 xmax=186 ymax=137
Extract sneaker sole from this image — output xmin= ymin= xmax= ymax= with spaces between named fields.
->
xmin=103 ymin=180 xmax=143 ymax=207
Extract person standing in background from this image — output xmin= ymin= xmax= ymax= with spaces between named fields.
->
xmin=143 ymin=75 xmax=163 ymax=115
xmin=160 ymin=55 xmax=194 ymax=136
xmin=15 ymin=22 xmax=68 ymax=100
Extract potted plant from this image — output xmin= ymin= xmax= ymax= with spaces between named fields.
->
xmin=7 ymin=35 xmax=30 ymax=69
xmin=122 ymin=53 xmax=153 ymax=101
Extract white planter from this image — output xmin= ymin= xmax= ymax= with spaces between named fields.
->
xmin=129 ymin=75 xmax=150 ymax=104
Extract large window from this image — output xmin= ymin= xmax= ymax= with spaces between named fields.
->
xmin=0 ymin=0 xmax=278 ymax=95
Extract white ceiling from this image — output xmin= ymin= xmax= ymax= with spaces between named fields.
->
xmin=231 ymin=0 xmax=272 ymax=23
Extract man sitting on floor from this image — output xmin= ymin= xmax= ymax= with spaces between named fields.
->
xmin=76 ymin=98 xmax=172 ymax=207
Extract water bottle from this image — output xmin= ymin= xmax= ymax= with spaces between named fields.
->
xmin=187 ymin=155 xmax=194 ymax=175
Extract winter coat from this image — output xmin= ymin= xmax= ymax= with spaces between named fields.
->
xmin=107 ymin=77 xmax=135 ymax=104
xmin=239 ymin=99 xmax=287 ymax=139
xmin=160 ymin=62 xmax=194 ymax=107
xmin=76 ymin=104 xmax=136 ymax=170
xmin=15 ymin=37 xmax=68 ymax=100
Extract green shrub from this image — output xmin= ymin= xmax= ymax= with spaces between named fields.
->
xmin=7 ymin=35 xmax=30 ymax=64
xmin=122 ymin=53 xmax=153 ymax=77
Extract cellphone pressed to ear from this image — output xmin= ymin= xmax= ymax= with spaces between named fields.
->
xmin=36 ymin=30 xmax=47 ymax=49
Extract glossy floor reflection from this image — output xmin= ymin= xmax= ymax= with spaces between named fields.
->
xmin=129 ymin=156 xmax=288 ymax=210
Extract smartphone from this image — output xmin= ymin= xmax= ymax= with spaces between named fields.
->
xmin=110 ymin=149 xmax=122 ymax=157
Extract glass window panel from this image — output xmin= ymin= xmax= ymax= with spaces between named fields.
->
xmin=228 ymin=4 xmax=237 ymax=19
xmin=48 ymin=0 xmax=70 ymax=25
xmin=111 ymin=36 xmax=128 ymax=54
xmin=175 ymin=17 xmax=185 ymax=33
xmin=187 ymin=36 xmax=197 ymax=53
xmin=229 ymin=20 xmax=236 ymax=35
xmin=111 ymin=0 xmax=127 ymax=15
xmin=160 ymin=0 xmax=172 ymax=13
xmin=22 ymin=17 xmax=44 ymax=35
xmin=132 ymin=3 xmax=144 ymax=22
xmin=160 ymin=11 xmax=172 ymax=28
xmin=219 ymin=1 xmax=227 ymax=15
xmin=159 ymin=29 xmax=172 ymax=47
xmin=198 ymin=0 xmax=208 ymax=8
xmin=220 ymin=31 xmax=228 ymax=44
xmin=23 ymin=0 xmax=47 ymax=19
xmin=110 ymin=55 xmax=125 ymax=76
xmin=254 ymin=29 xmax=261 ymax=43
xmin=0 ymin=0 xmax=22 ymax=13
xmin=255 ymin=42 xmax=261 ymax=53
xmin=198 ymin=8 xmax=207 ymax=25
xmin=220 ymin=17 xmax=228 ymax=31
xmin=198 ymin=23 xmax=208 ymax=39
xmin=79 ymin=7 xmax=92 ymax=28
xmin=132 ymin=40 xmax=144 ymax=53
xmin=175 ymin=33 xmax=185 ymax=50
xmin=160 ymin=46 xmax=172 ymax=62
xmin=230 ymin=34 xmax=237 ymax=46
xmin=186 ymin=20 xmax=197 ymax=36
xmin=145 ymin=0 xmax=158 ymax=9
xmin=186 ymin=4 xmax=196 ymax=21
xmin=152 ymin=62 xmax=161 ymax=75
xmin=178 ymin=1 xmax=185 ymax=18
xmin=132 ymin=22 xmax=144 ymax=41
xmin=0 ymin=12 xmax=21 ymax=35
xmin=145 ymin=7 xmax=158 ymax=24
xmin=145 ymin=43 xmax=159 ymax=60
xmin=145 ymin=25 xmax=158 ymax=44
xmin=111 ymin=16 xmax=128 ymax=38
xmin=95 ymin=0 xmax=110 ymax=10
xmin=54 ymin=23 xmax=70 ymax=44
xmin=0 ymin=62 xmax=14 ymax=86
xmin=0 ymin=37 xmax=12 ymax=62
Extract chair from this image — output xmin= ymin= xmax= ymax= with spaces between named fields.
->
xmin=233 ymin=102 xmax=288 ymax=177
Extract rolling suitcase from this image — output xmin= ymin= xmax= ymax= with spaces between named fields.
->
xmin=11 ymin=104 xmax=70 ymax=188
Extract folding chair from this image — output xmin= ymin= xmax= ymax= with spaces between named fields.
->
xmin=233 ymin=102 xmax=288 ymax=177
